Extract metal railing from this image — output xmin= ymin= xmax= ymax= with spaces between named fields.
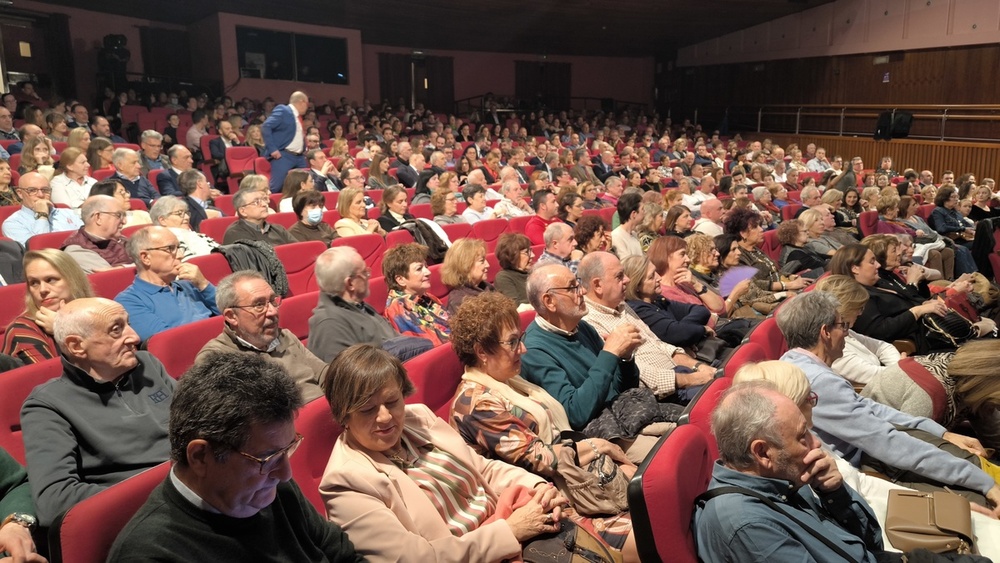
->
xmin=453 ymin=95 xmax=650 ymax=118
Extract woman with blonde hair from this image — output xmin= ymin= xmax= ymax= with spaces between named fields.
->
xmin=50 ymin=147 xmax=96 ymax=210
xmin=441 ymin=237 xmax=493 ymax=316
xmin=67 ymin=127 xmax=91 ymax=152
xmin=635 ymin=202 xmax=664 ymax=251
xmin=3 ymin=249 xmax=94 ymax=364
xmin=335 ymin=186 xmax=385 ymax=237
xmin=245 ymin=123 xmax=266 ymax=156
xmin=19 ymin=136 xmax=55 ymax=179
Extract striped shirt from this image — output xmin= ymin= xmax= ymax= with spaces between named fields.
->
xmin=400 ymin=438 xmax=495 ymax=537
xmin=2 ymin=315 xmax=57 ymax=364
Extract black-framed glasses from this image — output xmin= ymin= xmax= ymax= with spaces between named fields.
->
xmin=242 ymin=198 xmax=269 ymax=208
xmin=237 ymin=432 xmax=303 ymax=475
xmin=830 ymin=320 xmax=852 ymax=332
xmin=500 ymin=332 xmax=527 ymax=351
xmin=18 ymin=187 xmax=51 ymax=195
xmin=806 ymin=391 xmax=819 ymax=407
xmin=144 ymin=244 xmax=181 ymax=256
xmin=231 ymin=294 xmax=282 ymax=314
xmin=168 ymin=209 xmax=192 ymax=218
xmin=546 ymin=278 xmax=583 ymax=297
xmin=96 ymin=211 xmax=127 ymax=221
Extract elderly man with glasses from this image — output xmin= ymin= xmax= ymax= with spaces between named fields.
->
xmin=115 ymin=226 xmax=220 ymax=341
xmin=107 ymin=351 xmax=363 ymax=563
xmin=222 ymin=187 xmax=295 ymax=246
xmin=2 ymin=171 xmax=83 ymax=245
xmin=196 ymin=270 xmax=326 ymax=402
xmin=61 ymin=194 xmax=132 ymax=273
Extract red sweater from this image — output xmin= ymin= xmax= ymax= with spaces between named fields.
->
xmin=522 ymin=215 xmax=563 ymax=246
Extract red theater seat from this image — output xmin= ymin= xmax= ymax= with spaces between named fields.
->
xmin=0 ymin=358 xmax=61 ymax=464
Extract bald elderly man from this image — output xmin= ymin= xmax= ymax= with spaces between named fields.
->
xmin=20 ymin=298 xmax=173 ymax=526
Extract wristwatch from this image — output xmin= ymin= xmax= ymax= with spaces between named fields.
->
xmin=2 ymin=512 xmax=37 ymax=532
xmin=695 ymin=284 xmax=708 ymax=295
xmin=693 ymin=361 xmax=705 ymax=370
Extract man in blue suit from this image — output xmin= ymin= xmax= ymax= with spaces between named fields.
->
xmin=261 ymin=91 xmax=309 ymax=193
xmin=156 ymin=145 xmax=192 ymax=198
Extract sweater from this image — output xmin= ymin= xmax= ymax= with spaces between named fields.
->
xmin=107 ymin=475 xmax=362 ymax=563
xmin=0 ymin=447 xmax=34 ymax=521
xmin=627 ymin=297 xmax=710 ymax=348
xmin=521 ymin=319 xmax=638 ymax=430
xmin=307 ymin=293 xmax=399 ymax=362
xmin=781 ymin=348 xmax=994 ymax=495
xmin=493 ymin=269 xmax=529 ymax=305
xmin=21 ymin=352 xmax=174 ymax=525
xmin=222 ymin=218 xmax=295 ymax=246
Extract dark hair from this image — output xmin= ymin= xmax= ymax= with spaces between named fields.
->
xmin=379 ymin=184 xmax=408 ymax=215
xmin=829 ymin=243 xmax=870 ymax=277
xmin=574 ymin=215 xmax=606 ymax=251
xmin=169 ymin=352 xmax=302 ymax=466
xmin=414 ymin=169 xmax=438 ymax=197
xmin=934 ymin=186 xmax=957 ymax=207
xmin=89 ymin=178 xmax=123 ymax=198
xmin=450 ymin=292 xmax=520 ymax=368
xmin=716 ymin=233 xmax=742 ymax=264
xmin=663 ymin=205 xmax=689 ymax=233
xmin=898 ymin=195 xmax=916 ymax=218
xmin=776 ymin=219 xmax=801 ymax=246
xmin=722 ymin=206 xmax=761 ymax=237
xmin=531 ymin=189 xmax=554 ymax=212
xmin=647 ymin=235 xmax=688 ymax=276
xmin=280 ymin=169 xmax=311 ymax=200
xmin=293 ymin=189 xmax=325 ymax=217
xmin=842 ymin=187 xmax=862 ymax=213
xmin=322 ymin=344 xmax=415 ymax=425
xmin=191 ymin=109 xmax=207 ymax=124
xmin=616 ymin=191 xmax=642 ymax=223
xmin=495 ymin=232 xmax=532 ymax=270
xmin=462 ymin=183 xmax=485 ymax=202
xmin=557 ymin=192 xmax=581 ymax=222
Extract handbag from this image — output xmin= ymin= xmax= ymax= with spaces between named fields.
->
xmin=922 ymin=308 xmax=975 ymax=348
xmin=692 ymin=335 xmax=731 ymax=365
xmin=884 ymin=490 xmax=975 ymax=554
xmin=551 ymin=443 xmax=630 ymax=517
xmin=521 ymin=519 xmax=623 ymax=563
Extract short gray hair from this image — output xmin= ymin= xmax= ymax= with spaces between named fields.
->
xmin=543 ymin=222 xmax=571 ymax=248
xmin=232 ymin=188 xmax=257 ymax=211
xmin=166 ymin=144 xmax=187 ymax=162
xmin=178 ymin=169 xmax=204 ymax=196
xmin=776 ymin=291 xmax=839 ymax=350
xmin=140 ymin=130 xmax=163 ymax=143
xmin=125 ymin=226 xmax=156 ymax=266
xmin=800 ymin=186 xmax=820 ymax=202
xmin=54 ymin=297 xmax=112 ymax=346
xmin=216 ymin=270 xmax=268 ymax=311
xmin=526 ymin=263 xmax=564 ymax=312
xmin=315 ymin=246 xmax=361 ymax=295
xmin=577 ymin=251 xmax=612 ymax=291
xmin=112 ymin=147 xmax=136 ymax=167
xmin=239 ymin=174 xmax=268 ymax=192
xmin=149 ymin=195 xmax=187 ymax=224
xmin=712 ymin=381 xmax=783 ymax=470
xmin=80 ymin=195 xmax=117 ymax=224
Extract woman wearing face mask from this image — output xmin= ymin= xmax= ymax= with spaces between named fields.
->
xmin=288 ymin=190 xmax=336 ymax=245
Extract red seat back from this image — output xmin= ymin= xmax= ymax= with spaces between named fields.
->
xmin=508 ymin=215 xmax=533 ymax=233
xmin=26 ymin=230 xmax=71 ymax=251
xmin=198 ymin=216 xmax=238 ymax=242
xmin=145 ymin=316 xmax=225 ymax=379
xmin=213 ymin=195 xmax=236 ymax=217
xmin=88 ymin=268 xmax=137 ymax=300
xmin=0 ymin=283 xmax=26 ymax=341
xmin=278 ymin=291 xmax=318 ymax=344
xmin=403 ymin=342 xmax=463 ymax=419
xmin=427 ymin=263 xmax=449 ymax=302
xmin=781 ymin=203 xmax=802 ymax=222
xmin=291 ymin=398 xmax=342 ymax=514
xmin=746 ymin=316 xmax=788 ymax=360
xmin=518 ymin=309 xmax=536 ymax=332
xmin=186 ymin=252 xmax=233 ymax=286
xmin=916 ymin=204 xmax=935 ymax=222
xmin=268 ymin=212 xmax=298 ymax=229
xmin=365 ymin=276 xmax=389 ymax=315
xmin=253 ymin=156 xmax=271 ymax=179
xmin=722 ymin=341 xmax=769 ymax=379
xmin=409 ymin=203 xmax=432 ymax=220
xmin=321 ymin=191 xmax=339 ymax=210
xmin=0 ymin=358 xmax=61 ymax=464
xmin=760 ymin=229 xmax=782 ymax=262
xmin=0 ymin=204 xmax=21 ymax=225
xmin=274 ymin=241 xmax=326 ymax=296
xmin=331 ymin=234 xmax=386 ymax=275
xmin=385 ymin=229 xmax=415 ymax=248
xmin=469 ymin=218 xmax=510 ymax=252
xmin=626 ymin=424 xmax=714 ymax=563
xmin=440 ymin=222 xmax=471 ymax=243
xmin=50 ymin=462 xmax=171 ymax=563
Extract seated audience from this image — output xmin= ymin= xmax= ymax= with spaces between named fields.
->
xmin=381 ymin=242 xmax=450 ymax=346
xmin=2 ymin=171 xmax=83 ymax=245
xmin=692 ymin=198 xmax=724 ymax=237
xmin=778 ymin=290 xmax=1000 ymax=511
xmin=377 ymin=184 xmax=414 ymax=232
xmin=520 ymin=264 xmax=642 ymax=431
xmin=196 ymin=270 xmax=325 ymax=402
xmin=492 ymin=233 xmax=533 ymax=306
xmin=49 ymin=147 xmax=96 ymax=211
xmin=176 ymin=169 xmax=222 ymax=232
xmin=61 ymin=195 xmax=131 ymax=273
xmin=460 ymin=183 xmax=496 ymax=224
xmin=88 ymin=178 xmax=152 ymax=228
xmin=86 ymin=137 xmax=114 ymax=177
xmin=622 ymin=254 xmax=713 ymax=349
xmin=366 ymin=152 xmax=392 ymax=190
xmin=431 ymin=187 xmax=465 ymax=225
xmin=534 ymin=222 xmax=582 ymax=275
xmin=494 ymin=180 xmax=532 ymax=219
xmin=896 ymin=196 xmax=958 ymax=279
xmin=662 ymin=204 xmax=693 ymax=239
xmin=635 ymin=202 xmax=664 ymax=251
xmin=223 ymin=188 xmax=295 ymax=246
xmin=448 ymin=292 xmax=638 ymax=559
xmin=930 ymin=185 xmax=976 ymax=247
xmin=574 ymin=214 xmax=611 ymax=255
xmin=0 ymin=446 xmax=44 ymax=561
xmin=156 ymin=145 xmax=193 ymax=198
xmin=115 ymin=226 xmax=220 ymax=341
xmin=442 ymin=237 xmax=494 ymax=315
xmin=725 ymin=206 xmax=808 ymax=294
xmin=334 ymin=186 xmax=385 ymax=237
xmin=648 ymin=235 xmax=727 ymax=316
xmin=18 ymin=136 xmax=54 ymax=179
xmin=411 ymin=169 xmax=438 ymax=204
xmin=307 ymin=247 xmax=432 ymax=363
xmin=320 ymin=344 xmax=567 ymax=563
xmin=22 ymin=297 xmax=173 ymax=526
xmin=137 ymin=130 xmax=169 ymax=177
xmin=610 ymin=191 xmax=644 ymax=260
xmin=3 ymin=249 xmax=93 ymax=364
xmin=694 ymin=381 xmax=885 ymax=562
xmin=278 ymin=169 xmax=315 ymax=213
xmin=288 ymin=190 xmax=335 ymax=244
xmin=0 ymin=158 xmax=16 ymax=207
xmin=111 ymin=148 xmax=159 ymax=208
xmin=107 ymin=352 xmax=362 ymax=563
xmin=776 ymin=218 xmax=829 ymax=274
xmin=148 ymin=196 xmax=219 ymax=261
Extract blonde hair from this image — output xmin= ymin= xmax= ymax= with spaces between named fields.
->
xmin=733 ymin=360 xmax=811 ymax=406
xmin=441 ymin=237 xmax=486 ymax=288
xmin=821 ymin=188 xmax=843 ymax=206
xmin=798 ymin=208 xmax=824 ymax=234
xmin=814 ymin=274 xmax=869 ymax=318
xmin=21 ymin=249 xmax=94 ymax=317
xmin=951 ymin=340 xmax=1000 ymax=417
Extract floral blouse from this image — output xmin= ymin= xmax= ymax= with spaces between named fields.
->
xmin=383 ymin=289 xmax=450 ymax=346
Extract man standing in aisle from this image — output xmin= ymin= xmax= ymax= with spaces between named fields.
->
xmin=262 ymin=91 xmax=309 ymax=193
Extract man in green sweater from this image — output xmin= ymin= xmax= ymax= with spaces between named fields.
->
xmin=0 ymin=447 xmax=44 ymax=562
xmin=107 ymin=352 xmax=362 ymax=563
xmin=520 ymin=264 xmax=644 ymax=431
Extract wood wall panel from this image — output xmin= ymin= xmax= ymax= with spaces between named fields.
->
xmin=760 ymin=134 xmax=1000 ymax=180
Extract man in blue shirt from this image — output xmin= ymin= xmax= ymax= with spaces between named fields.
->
xmin=1 ymin=171 xmax=82 ymax=245
xmin=694 ymin=382 xmax=884 ymax=562
xmin=115 ymin=225 xmax=220 ymax=341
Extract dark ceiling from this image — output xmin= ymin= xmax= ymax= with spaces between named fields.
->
xmin=32 ymin=0 xmax=833 ymax=57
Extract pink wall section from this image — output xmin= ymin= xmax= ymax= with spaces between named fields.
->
xmin=678 ymin=0 xmax=1000 ymax=66
xmin=214 ymin=12 xmax=365 ymax=106
xmin=362 ymin=44 xmax=655 ymax=107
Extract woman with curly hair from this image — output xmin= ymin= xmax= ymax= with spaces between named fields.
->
xmin=724 ymin=206 xmax=808 ymax=293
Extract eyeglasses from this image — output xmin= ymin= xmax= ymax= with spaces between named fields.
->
xmin=231 ymin=294 xmax=282 ymax=314
xmin=829 ymin=320 xmax=852 ymax=332
xmin=237 ymin=433 xmax=303 ymax=475
xmin=96 ymin=211 xmax=127 ymax=221
xmin=18 ymin=187 xmax=52 ymax=195
xmin=242 ymin=198 xmax=270 ymax=208
xmin=145 ymin=244 xmax=181 ymax=255
xmin=351 ymin=268 xmax=372 ymax=280
xmin=805 ymin=391 xmax=818 ymax=407
xmin=546 ymin=278 xmax=583 ymax=297
xmin=500 ymin=332 xmax=527 ymax=351
xmin=168 ymin=210 xmax=192 ymax=218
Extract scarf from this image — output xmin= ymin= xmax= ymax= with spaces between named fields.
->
xmin=460 ymin=367 xmax=570 ymax=444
